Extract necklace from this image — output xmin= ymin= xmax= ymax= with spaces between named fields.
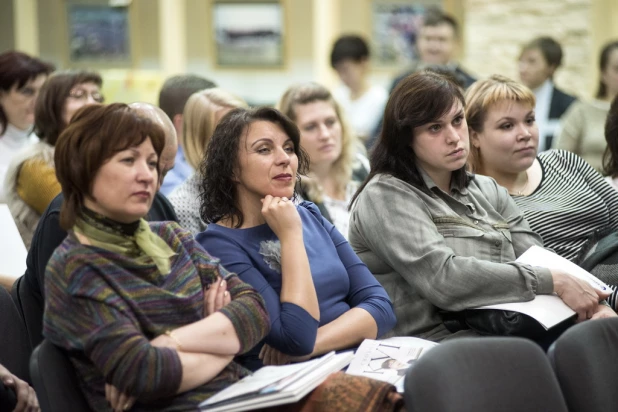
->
xmin=511 ymin=171 xmax=529 ymax=196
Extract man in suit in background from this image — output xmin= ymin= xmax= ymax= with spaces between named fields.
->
xmin=390 ymin=9 xmax=476 ymax=92
xmin=519 ymin=36 xmax=577 ymax=151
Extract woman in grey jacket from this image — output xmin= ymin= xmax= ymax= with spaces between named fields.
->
xmin=348 ymin=70 xmax=610 ymax=342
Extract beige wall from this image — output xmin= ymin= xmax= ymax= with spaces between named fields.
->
xmin=463 ymin=0 xmax=618 ymax=99
xmin=4 ymin=0 xmax=617 ymax=104
xmin=0 ymin=0 xmax=15 ymax=52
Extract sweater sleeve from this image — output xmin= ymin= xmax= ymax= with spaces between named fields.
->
xmin=16 ymin=159 xmax=61 ymax=215
xmin=304 ymin=202 xmax=396 ymax=338
xmin=349 ymin=177 xmax=554 ymax=312
xmin=43 ymin=251 xmax=182 ymax=401
xmin=555 ymin=102 xmax=584 ymax=154
xmin=197 ymin=230 xmax=319 ymax=357
xmin=569 ymin=151 xmax=618 ymax=231
xmin=163 ymin=222 xmax=271 ymax=354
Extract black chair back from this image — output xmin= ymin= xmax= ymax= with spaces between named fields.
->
xmin=30 ymin=340 xmax=90 ymax=412
xmin=0 ymin=285 xmax=31 ymax=383
xmin=548 ymin=317 xmax=618 ymax=412
xmin=11 ymin=275 xmax=45 ymax=350
xmin=404 ymin=337 xmax=568 ymax=412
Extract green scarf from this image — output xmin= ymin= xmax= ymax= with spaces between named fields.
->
xmin=73 ymin=209 xmax=176 ymax=275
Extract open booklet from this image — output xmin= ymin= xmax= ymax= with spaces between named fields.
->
xmin=346 ymin=337 xmax=438 ymax=393
xmin=199 ymin=351 xmax=353 ymax=412
xmin=475 ymin=245 xmax=614 ymax=329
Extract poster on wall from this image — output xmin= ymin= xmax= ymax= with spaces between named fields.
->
xmin=213 ymin=1 xmax=284 ymax=68
xmin=67 ymin=5 xmax=131 ymax=63
xmin=372 ymin=3 xmax=425 ymax=67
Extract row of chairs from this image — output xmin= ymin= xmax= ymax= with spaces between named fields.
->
xmin=404 ymin=317 xmax=618 ymax=412
xmin=4 ymin=280 xmax=618 ymax=411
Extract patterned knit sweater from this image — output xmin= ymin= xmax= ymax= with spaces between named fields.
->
xmin=43 ymin=221 xmax=270 ymax=412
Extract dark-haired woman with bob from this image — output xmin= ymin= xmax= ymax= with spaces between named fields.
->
xmin=0 ymin=50 xmax=54 ymax=203
xmin=44 ymin=103 xmax=270 ymax=411
xmin=4 ymin=70 xmax=103 ymax=248
xmin=196 ymin=107 xmax=395 ymax=371
xmin=348 ymin=71 xmax=610 ymax=342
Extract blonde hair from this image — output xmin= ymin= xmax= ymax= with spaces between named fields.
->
xmin=181 ymin=88 xmax=248 ymax=170
xmin=277 ymin=82 xmax=360 ymax=202
xmin=465 ymin=75 xmax=536 ymax=172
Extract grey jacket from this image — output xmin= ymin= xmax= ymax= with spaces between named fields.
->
xmin=348 ymin=171 xmax=553 ymax=341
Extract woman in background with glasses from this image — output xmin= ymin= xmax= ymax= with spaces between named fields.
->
xmin=4 ymin=70 xmax=103 ymax=249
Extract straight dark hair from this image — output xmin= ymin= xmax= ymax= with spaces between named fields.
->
xmin=55 ymin=103 xmax=165 ymax=230
xmin=199 ymin=107 xmax=309 ymax=228
xmin=351 ymin=70 xmax=470 ymax=207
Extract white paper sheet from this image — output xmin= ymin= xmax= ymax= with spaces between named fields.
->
xmin=476 ymin=245 xmax=613 ymax=329
xmin=0 ymin=204 xmax=27 ymax=278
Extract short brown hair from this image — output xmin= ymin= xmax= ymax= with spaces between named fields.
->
xmin=158 ymin=74 xmax=216 ymax=121
xmin=520 ymin=36 xmax=564 ymax=69
xmin=423 ymin=8 xmax=460 ymax=38
xmin=55 ymin=103 xmax=166 ymax=229
xmin=34 ymin=70 xmax=103 ymax=146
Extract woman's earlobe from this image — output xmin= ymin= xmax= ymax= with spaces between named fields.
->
xmin=469 ymin=129 xmax=481 ymax=148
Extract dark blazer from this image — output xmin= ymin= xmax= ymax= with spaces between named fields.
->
xmin=543 ymin=86 xmax=577 ymax=150
xmin=19 ymin=191 xmax=178 ymax=348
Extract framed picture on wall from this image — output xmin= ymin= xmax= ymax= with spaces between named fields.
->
xmin=213 ymin=1 xmax=284 ymax=68
xmin=372 ymin=3 xmax=426 ymax=67
xmin=67 ymin=4 xmax=131 ymax=64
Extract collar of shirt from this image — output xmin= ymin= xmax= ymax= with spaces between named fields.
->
xmin=417 ymin=165 xmax=470 ymax=196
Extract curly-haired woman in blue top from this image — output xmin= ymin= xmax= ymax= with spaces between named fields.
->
xmin=197 ymin=107 xmax=396 ymax=371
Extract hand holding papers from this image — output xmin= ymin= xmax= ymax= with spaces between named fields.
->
xmin=476 ymin=246 xmax=613 ymax=329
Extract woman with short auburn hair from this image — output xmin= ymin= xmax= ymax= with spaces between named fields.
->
xmin=45 ymin=103 xmax=270 ymax=411
xmin=4 ymin=70 xmax=103 ymax=248
xmin=169 ymin=88 xmax=247 ymax=235
xmin=197 ymin=106 xmax=395 ymax=371
xmin=348 ymin=71 xmax=611 ymax=342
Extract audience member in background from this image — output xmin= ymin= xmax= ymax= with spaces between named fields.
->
xmin=169 ymin=88 xmax=247 ymax=235
xmin=555 ymin=40 xmax=618 ymax=171
xmin=348 ymin=71 xmax=610 ymax=342
xmin=44 ymin=103 xmax=269 ymax=411
xmin=278 ymin=82 xmax=369 ymax=238
xmin=197 ymin=107 xmax=395 ymax=371
xmin=4 ymin=70 xmax=103 ymax=249
xmin=518 ymin=36 xmax=577 ymax=151
xmin=330 ymin=35 xmax=388 ymax=146
xmin=603 ymin=95 xmax=618 ymax=190
xmin=18 ymin=102 xmax=179 ymax=351
xmin=158 ymin=74 xmax=216 ymax=195
xmin=466 ymin=75 xmax=618 ymax=310
xmin=389 ymin=9 xmax=475 ymax=92
xmin=0 ymin=51 xmax=54 ymax=203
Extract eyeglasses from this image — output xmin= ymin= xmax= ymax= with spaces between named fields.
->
xmin=68 ymin=89 xmax=105 ymax=103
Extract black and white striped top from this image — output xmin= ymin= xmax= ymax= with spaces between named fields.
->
xmin=513 ymin=150 xmax=618 ymax=262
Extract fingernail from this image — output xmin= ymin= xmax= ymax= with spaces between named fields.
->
xmin=224 ymin=291 xmax=229 ymax=297
xmin=220 ymin=280 xmax=226 ymax=288
xmin=124 ymin=403 xmax=131 ymax=410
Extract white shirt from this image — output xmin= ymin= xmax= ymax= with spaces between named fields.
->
xmin=533 ymin=79 xmax=555 ymax=152
xmin=333 ymin=85 xmax=388 ymax=143
xmin=0 ymin=124 xmax=38 ymax=203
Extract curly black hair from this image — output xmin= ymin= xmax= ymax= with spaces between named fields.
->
xmin=199 ymin=106 xmax=310 ymax=228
